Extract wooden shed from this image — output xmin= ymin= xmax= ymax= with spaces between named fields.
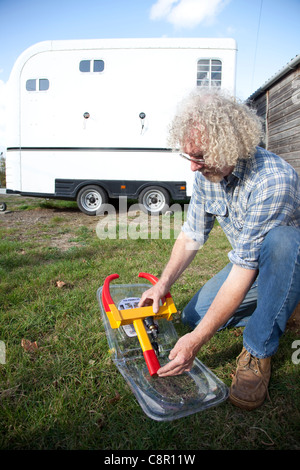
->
xmin=247 ymin=55 xmax=300 ymax=175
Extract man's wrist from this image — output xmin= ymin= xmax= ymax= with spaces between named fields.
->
xmin=156 ymin=276 xmax=172 ymax=293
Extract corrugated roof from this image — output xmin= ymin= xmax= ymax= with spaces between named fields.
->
xmin=247 ymin=54 xmax=300 ymax=101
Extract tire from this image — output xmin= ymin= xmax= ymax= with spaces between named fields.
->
xmin=76 ymin=185 xmax=108 ymax=216
xmin=0 ymin=202 xmax=7 ymax=212
xmin=138 ymin=186 xmax=170 ymax=215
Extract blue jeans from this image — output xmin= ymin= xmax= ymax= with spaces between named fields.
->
xmin=181 ymin=226 xmax=300 ymax=358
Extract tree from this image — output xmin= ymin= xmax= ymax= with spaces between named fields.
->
xmin=0 ymin=151 xmax=6 ymax=187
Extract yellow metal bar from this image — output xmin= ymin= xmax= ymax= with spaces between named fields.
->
xmin=106 ymin=303 xmax=123 ymax=328
xmin=133 ymin=318 xmax=152 ymax=352
xmin=116 ymin=302 xmax=176 ymax=324
xmin=106 ymin=297 xmax=177 ymax=328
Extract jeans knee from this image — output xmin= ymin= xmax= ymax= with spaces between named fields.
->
xmin=181 ymin=309 xmax=189 ymax=325
xmin=181 ymin=305 xmax=202 ymax=329
xmin=181 ymin=308 xmax=195 ymax=328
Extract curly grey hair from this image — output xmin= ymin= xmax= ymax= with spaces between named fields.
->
xmin=168 ymin=88 xmax=263 ymax=169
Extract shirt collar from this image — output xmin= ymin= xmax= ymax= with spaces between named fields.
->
xmin=221 ymin=158 xmax=248 ymax=187
xmin=232 ymin=158 xmax=248 ymax=180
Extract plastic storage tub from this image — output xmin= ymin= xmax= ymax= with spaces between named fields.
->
xmin=97 ymin=281 xmax=228 ymax=421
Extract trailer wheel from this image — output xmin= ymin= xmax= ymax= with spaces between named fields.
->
xmin=0 ymin=202 xmax=7 ymax=212
xmin=76 ymin=185 xmax=108 ymax=216
xmin=138 ymin=186 xmax=170 ymax=215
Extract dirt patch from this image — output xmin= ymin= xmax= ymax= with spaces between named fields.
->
xmin=0 ymin=206 xmax=99 ymax=251
xmin=0 ymin=207 xmax=96 ymax=228
xmin=48 ymin=233 xmax=83 ymax=251
xmin=287 ymin=303 xmax=300 ymax=334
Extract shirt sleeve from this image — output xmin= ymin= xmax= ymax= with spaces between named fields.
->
xmin=181 ymin=174 xmax=215 ymax=245
xmin=228 ymin=170 xmax=299 ymax=269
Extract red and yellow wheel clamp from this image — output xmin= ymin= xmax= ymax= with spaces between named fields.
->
xmin=102 ymin=272 xmax=177 ymax=376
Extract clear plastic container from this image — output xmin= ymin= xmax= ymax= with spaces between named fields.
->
xmin=97 ymin=282 xmax=228 ymax=421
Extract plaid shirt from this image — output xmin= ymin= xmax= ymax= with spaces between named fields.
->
xmin=182 ymin=147 xmax=300 ymax=269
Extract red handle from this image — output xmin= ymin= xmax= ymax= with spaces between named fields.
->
xmin=102 ymin=274 xmax=119 ymax=312
xmin=138 ymin=272 xmax=171 ymax=298
xmin=143 ymin=350 xmax=161 ymax=376
xmin=138 ymin=272 xmax=159 ymax=284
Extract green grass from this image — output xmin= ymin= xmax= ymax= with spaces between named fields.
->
xmin=0 ymin=196 xmax=299 ymax=450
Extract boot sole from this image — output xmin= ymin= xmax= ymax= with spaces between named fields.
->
xmin=228 ymin=391 xmax=266 ymax=410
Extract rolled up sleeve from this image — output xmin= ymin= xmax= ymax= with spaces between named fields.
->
xmin=181 ymin=175 xmax=215 ymax=245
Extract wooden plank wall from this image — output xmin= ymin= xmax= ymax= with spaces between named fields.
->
xmin=250 ymin=64 xmax=300 ymax=175
xmin=251 ymin=93 xmax=267 ymax=148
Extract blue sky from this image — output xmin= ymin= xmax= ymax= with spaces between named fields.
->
xmin=0 ymin=0 xmax=299 ymax=149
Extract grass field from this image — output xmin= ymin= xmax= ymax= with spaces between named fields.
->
xmin=0 ymin=195 xmax=299 ymax=450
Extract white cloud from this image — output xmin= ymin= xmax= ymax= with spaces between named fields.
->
xmin=150 ymin=0 xmax=229 ymax=29
xmin=150 ymin=0 xmax=179 ymax=20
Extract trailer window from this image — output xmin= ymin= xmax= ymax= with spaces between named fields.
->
xmin=79 ymin=60 xmax=105 ymax=73
xmin=39 ymin=79 xmax=49 ymax=91
xmin=79 ymin=60 xmax=91 ymax=72
xmin=93 ymin=60 xmax=104 ymax=72
xmin=197 ymin=59 xmax=222 ymax=88
xmin=26 ymin=79 xmax=36 ymax=91
xmin=26 ymin=78 xmax=49 ymax=91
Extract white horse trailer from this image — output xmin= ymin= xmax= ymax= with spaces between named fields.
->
xmin=6 ymin=38 xmax=237 ymax=215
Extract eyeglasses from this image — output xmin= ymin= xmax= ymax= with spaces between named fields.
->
xmin=179 ymin=152 xmax=205 ymax=164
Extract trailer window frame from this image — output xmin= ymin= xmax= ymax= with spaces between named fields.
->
xmin=26 ymin=78 xmax=49 ymax=92
xmin=79 ymin=59 xmax=105 ymax=73
xmin=197 ymin=58 xmax=222 ymax=88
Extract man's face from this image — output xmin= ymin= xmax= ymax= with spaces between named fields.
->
xmin=182 ymin=129 xmax=233 ymax=183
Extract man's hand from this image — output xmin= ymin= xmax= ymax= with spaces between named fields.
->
xmin=138 ymin=282 xmax=169 ymax=313
xmin=157 ymin=332 xmax=202 ymax=377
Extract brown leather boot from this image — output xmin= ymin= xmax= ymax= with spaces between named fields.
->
xmin=229 ymin=347 xmax=271 ymax=410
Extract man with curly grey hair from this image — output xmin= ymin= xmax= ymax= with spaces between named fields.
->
xmin=139 ymin=89 xmax=300 ymax=410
